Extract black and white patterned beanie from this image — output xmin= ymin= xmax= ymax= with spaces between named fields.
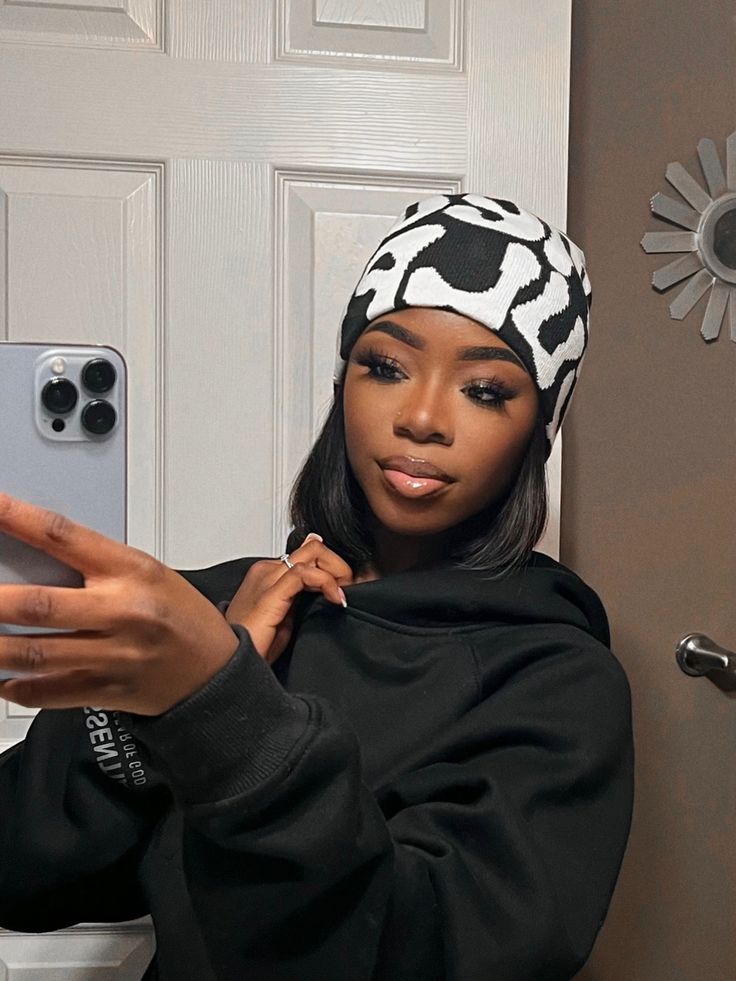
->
xmin=333 ymin=193 xmax=592 ymax=460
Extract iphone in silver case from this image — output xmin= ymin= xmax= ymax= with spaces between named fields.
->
xmin=0 ymin=343 xmax=127 ymax=679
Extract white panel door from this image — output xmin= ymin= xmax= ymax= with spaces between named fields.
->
xmin=0 ymin=1 xmax=572 ymax=975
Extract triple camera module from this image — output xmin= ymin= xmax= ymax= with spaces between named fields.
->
xmin=42 ymin=358 xmax=117 ymax=436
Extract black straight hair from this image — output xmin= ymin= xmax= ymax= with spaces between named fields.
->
xmin=286 ymin=384 xmax=548 ymax=581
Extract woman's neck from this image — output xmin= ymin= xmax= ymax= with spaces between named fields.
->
xmin=355 ymin=526 xmax=453 ymax=583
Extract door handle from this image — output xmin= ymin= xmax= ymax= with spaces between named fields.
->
xmin=676 ymin=633 xmax=734 ymax=677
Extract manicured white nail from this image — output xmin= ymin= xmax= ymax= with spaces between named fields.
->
xmin=303 ymin=532 xmax=323 ymax=544
xmin=338 ymin=588 xmax=347 ymax=608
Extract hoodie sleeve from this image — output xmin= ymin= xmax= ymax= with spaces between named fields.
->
xmin=0 ymin=558 xmax=260 ymax=935
xmin=123 ymin=622 xmax=635 ymax=981
xmin=0 ymin=703 xmax=170 ymax=932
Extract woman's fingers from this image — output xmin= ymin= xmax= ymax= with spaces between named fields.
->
xmin=0 ymin=631 xmax=110 ymax=677
xmin=274 ymin=562 xmax=346 ymax=607
xmin=0 ymin=667 xmax=127 ymax=711
xmin=0 ymin=492 xmax=131 ymax=578
xmin=0 ymin=633 xmax=132 ymax=710
xmin=227 ymin=553 xmax=349 ymax=664
xmin=0 ymin=583 xmax=114 ymax=630
xmin=288 ymin=539 xmax=354 ymax=585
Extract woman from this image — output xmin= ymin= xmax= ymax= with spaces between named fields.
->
xmin=0 ymin=194 xmax=634 ymax=980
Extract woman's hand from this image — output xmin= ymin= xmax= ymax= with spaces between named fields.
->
xmin=225 ymin=534 xmax=354 ymax=665
xmin=0 ymin=493 xmax=242 ymax=716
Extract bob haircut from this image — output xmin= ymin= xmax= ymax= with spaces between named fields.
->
xmin=286 ymin=381 xmax=549 ymax=581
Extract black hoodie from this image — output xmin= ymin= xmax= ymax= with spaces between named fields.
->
xmin=0 ymin=550 xmax=634 ymax=980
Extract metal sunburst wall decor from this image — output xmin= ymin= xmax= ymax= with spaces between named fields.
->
xmin=641 ymin=133 xmax=736 ymax=342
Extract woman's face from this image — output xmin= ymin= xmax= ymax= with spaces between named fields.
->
xmin=342 ymin=307 xmax=540 ymax=540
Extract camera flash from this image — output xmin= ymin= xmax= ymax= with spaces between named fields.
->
xmin=50 ymin=357 xmax=66 ymax=374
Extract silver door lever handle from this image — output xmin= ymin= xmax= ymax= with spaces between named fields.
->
xmin=676 ymin=633 xmax=734 ymax=677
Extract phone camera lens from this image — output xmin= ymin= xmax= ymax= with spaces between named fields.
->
xmin=42 ymin=378 xmax=78 ymax=415
xmin=82 ymin=358 xmax=116 ymax=394
xmin=81 ymin=400 xmax=117 ymax=436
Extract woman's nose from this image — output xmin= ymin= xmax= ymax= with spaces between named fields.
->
xmin=393 ymin=384 xmax=453 ymax=444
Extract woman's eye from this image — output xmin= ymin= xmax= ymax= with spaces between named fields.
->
xmin=464 ymin=383 xmax=514 ymax=408
xmin=354 ymin=349 xmax=404 ymax=380
xmin=370 ymin=359 xmax=403 ymax=380
xmin=353 ymin=349 xmax=514 ymax=408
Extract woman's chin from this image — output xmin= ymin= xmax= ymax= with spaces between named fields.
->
xmin=364 ymin=497 xmax=459 ymax=539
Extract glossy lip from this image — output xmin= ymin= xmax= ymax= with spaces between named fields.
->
xmin=378 ymin=455 xmax=454 ymax=482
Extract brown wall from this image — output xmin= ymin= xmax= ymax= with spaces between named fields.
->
xmin=563 ymin=2 xmax=736 ymax=978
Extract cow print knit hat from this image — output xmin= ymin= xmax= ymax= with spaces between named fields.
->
xmin=333 ymin=193 xmax=592 ymax=461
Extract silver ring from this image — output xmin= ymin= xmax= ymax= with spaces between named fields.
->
xmin=279 ymin=552 xmax=294 ymax=569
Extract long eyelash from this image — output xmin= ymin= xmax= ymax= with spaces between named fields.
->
xmin=463 ymin=378 xmax=516 ymax=409
xmin=352 ymin=345 xmax=515 ymax=409
xmin=353 ymin=345 xmax=404 ymax=380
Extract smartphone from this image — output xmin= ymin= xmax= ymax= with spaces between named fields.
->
xmin=0 ymin=343 xmax=127 ymax=679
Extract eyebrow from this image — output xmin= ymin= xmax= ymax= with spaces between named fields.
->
xmin=361 ymin=320 xmax=528 ymax=371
